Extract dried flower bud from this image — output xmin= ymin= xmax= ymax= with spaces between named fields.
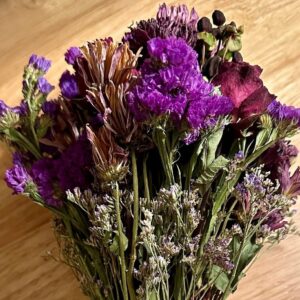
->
xmin=212 ymin=10 xmax=226 ymax=26
xmin=232 ymin=51 xmax=243 ymax=62
xmin=197 ymin=17 xmax=212 ymax=33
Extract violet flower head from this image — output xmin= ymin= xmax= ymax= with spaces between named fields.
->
xmin=37 ymin=77 xmax=54 ymax=94
xmin=29 ymin=54 xmax=51 ymax=73
xmin=42 ymin=100 xmax=60 ymax=117
xmin=31 ymin=158 xmax=62 ymax=207
xmin=56 ymin=137 xmax=93 ymax=191
xmin=127 ymin=37 xmax=232 ymax=137
xmin=0 ymin=100 xmax=9 ymax=117
xmin=12 ymin=100 xmax=28 ymax=116
xmin=5 ymin=163 xmax=30 ymax=194
xmin=59 ymin=71 xmax=80 ymax=99
xmin=65 ymin=47 xmax=82 ymax=65
xmin=267 ymin=100 xmax=300 ymax=126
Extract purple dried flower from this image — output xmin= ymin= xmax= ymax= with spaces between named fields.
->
xmin=267 ymin=100 xmax=300 ymax=126
xmin=123 ymin=3 xmax=199 ymax=55
xmin=127 ymin=37 xmax=232 ymax=133
xmin=204 ymin=237 xmax=234 ymax=271
xmin=235 ymin=150 xmax=244 ymax=160
xmin=65 ymin=47 xmax=82 ymax=65
xmin=0 ymin=99 xmax=9 ymax=116
xmin=37 ymin=77 xmax=54 ymax=94
xmin=89 ymin=113 xmax=104 ymax=130
xmin=29 ymin=54 xmax=51 ymax=73
xmin=12 ymin=100 xmax=28 ymax=116
xmin=5 ymin=163 xmax=30 ymax=194
xmin=262 ymin=141 xmax=299 ymax=196
xmin=59 ymin=71 xmax=79 ymax=99
xmin=42 ymin=100 xmax=60 ymax=117
xmin=56 ymin=138 xmax=93 ymax=191
xmin=31 ymin=158 xmax=62 ymax=207
xmin=264 ymin=210 xmax=287 ymax=231
xmin=186 ymin=95 xmax=233 ymax=130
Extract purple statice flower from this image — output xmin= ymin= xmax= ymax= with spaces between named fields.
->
xmin=65 ymin=47 xmax=82 ymax=65
xmin=28 ymin=54 xmax=51 ymax=73
xmin=0 ymin=99 xmax=9 ymax=116
xmin=42 ymin=100 xmax=60 ymax=117
xmin=186 ymin=94 xmax=233 ymax=130
xmin=12 ymin=100 xmax=28 ymax=116
xmin=267 ymin=100 xmax=300 ymax=126
xmin=31 ymin=158 xmax=62 ymax=207
xmin=235 ymin=182 xmax=250 ymax=212
xmin=1 ymin=99 xmax=28 ymax=117
xmin=235 ymin=150 xmax=244 ymax=160
xmin=37 ymin=77 xmax=54 ymax=94
xmin=123 ymin=3 xmax=199 ymax=54
xmin=56 ymin=137 xmax=93 ymax=191
xmin=5 ymin=163 xmax=30 ymax=194
xmin=127 ymin=37 xmax=233 ymax=136
xmin=59 ymin=71 xmax=79 ymax=99
xmin=204 ymin=237 xmax=234 ymax=271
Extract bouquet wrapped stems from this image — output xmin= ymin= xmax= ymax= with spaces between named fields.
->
xmin=2 ymin=3 xmax=300 ymax=300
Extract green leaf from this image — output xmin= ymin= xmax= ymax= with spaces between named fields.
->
xmin=197 ymin=155 xmax=229 ymax=185
xmin=109 ymin=231 xmax=128 ymax=255
xmin=198 ymin=32 xmax=217 ymax=50
xmin=206 ymin=127 xmax=225 ymax=166
xmin=231 ymin=239 xmax=262 ymax=287
xmin=227 ymin=35 xmax=242 ymax=52
xmin=209 ymin=265 xmax=230 ymax=292
xmin=218 ymin=48 xmax=233 ymax=60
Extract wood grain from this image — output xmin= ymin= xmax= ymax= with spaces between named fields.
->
xmin=0 ymin=0 xmax=300 ymax=299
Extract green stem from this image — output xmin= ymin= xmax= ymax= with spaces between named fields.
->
xmin=143 ymin=155 xmax=150 ymax=202
xmin=113 ymin=182 xmax=128 ymax=300
xmin=127 ymin=150 xmax=139 ymax=300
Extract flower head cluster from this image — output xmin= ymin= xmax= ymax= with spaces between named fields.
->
xmin=123 ymin=3 xmax=199 ymax=55
xmin=127 ymin=37 xmax=232 ymax=138
xmin=5 ymin=163 xmax=31 ymax=194
xmin=204 ymin=237 xmax=234 ymax=271
xmin=267 ymin=100 xmax=300 ymax=126
xmin=28 ymin=54 xmax=51 ymax=73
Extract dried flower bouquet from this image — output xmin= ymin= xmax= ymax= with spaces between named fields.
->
xmin=1 ymin=3 xmax=300 ymax=300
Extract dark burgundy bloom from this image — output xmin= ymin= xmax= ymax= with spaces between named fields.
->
xmin=261 ymin=141 xmax=300 ymax=197
xmin=264 ymin=210 xmax=287 ymax=231
xmin=212 ymin=62 xmax=275 ymax=119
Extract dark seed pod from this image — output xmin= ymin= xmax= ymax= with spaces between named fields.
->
xmin=197 ymin=17 xmax=213 ymax=33
xmin=212 ymin=10 xmax=226 ymax=26
xmin=232 ymin=52 xmax=243 ymax=62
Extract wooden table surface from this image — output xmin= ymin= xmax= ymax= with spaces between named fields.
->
xmin=0 ymin=0 xmax=300 ymax=299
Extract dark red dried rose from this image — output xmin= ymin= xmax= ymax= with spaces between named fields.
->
xmin=212 ymin=61 xmax=275 ymax=119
